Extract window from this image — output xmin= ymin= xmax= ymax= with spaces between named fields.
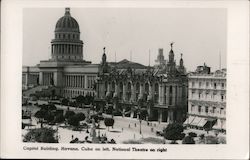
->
xmin=214 ymin=83 xmax=217 ymax=89
xmin=205 ymin=106 xmax=208 ymax=113
xmin=221 ymin=83 xmax=225 ymax=89
xmin=206 ymin=82 xmax=209 ymax=88
xmin=198 ymin=106 xmax=201 ymax=113
xmin=198 ymin=93 xmax=201 ymax=99
xmin=192 ymin=90 xmax=195 ymax=98
xmin=220 ymin=108 xmax=224 ymax=114
xmin=199 ymin=82 xmax=202 ymax=87
xmin=205 ymin=92 xmax=209 ymax=98
xmin=192 ymin=82 xmax=195 ymax=87
xmin=212 ymin=107 xmax=216 ymax=113
xmin=221 ymin=94 xmax=224 ymax=101
xmin=169 ymin=86 xmax=172 ymax=94
xmin=191 ymin=105 xmax=194 ymax=112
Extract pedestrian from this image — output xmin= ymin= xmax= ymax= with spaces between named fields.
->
xmin=135 ymin=123 xmax=136 ymax=127
xmin=128 ymin=124 xmax=130 ymax=128
xmin=71 ymin=135 xmax=74 ymax=140
xmin=122 ymin=128 xmax=123 ymax=132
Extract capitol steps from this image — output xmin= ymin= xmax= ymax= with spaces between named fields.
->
xmin=22 ymin=85 xmax=49 ymax=97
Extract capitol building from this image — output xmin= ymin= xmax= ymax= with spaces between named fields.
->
xmin=22 ymin=8 xmax=98 ymax=98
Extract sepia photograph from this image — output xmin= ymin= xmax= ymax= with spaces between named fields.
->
xmin=21 ymin=7 xmax=227 ymax=144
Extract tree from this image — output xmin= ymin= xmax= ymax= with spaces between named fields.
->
xmin=75 ymin=112 xmax=86 ymax=121
xmin=48 ymin=103 xmax=57 ymax=111
xmin=44 ymin=111 xmax=55 ymax=123
xmin=163 ymin=123 xmax=185 ymax=144
xmin=182 ymin=135 xmax=195 ymax=144
xmin=40 ymin=104 xmax=49 ymax=111
xmin=34 ymin=110 xmax=47 ymax=128
xmin=68 ymin=115 xmax=80 ymax=129
xmin=23 ymin=128 xmax=57 ymax=143
xmin=64 ymin=111 xmax=75 ymax=119
xmin=54 ymin=114 xmax=65 ymax=123
xmin=76 ymin=95 xmax=85 ymax=108
xmin=61 ymin=98 xmax=69 ymax=106
xmin=104 ymin=118 xmax=114 ymax=131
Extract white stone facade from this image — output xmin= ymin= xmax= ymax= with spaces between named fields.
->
xmin=186 ymin=66 xmax=226 ymax=131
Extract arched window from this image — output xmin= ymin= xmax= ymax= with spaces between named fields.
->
xmin=169 ymin=86 xmax=173 ymax=94
xmin=145 ymin=83 xmax=149 ymax=94
xmin=111 ymin=81 xmax=115 ymax=92
xmin=127 ymin=82 xmax=131 ymax=92
xmin=155 ymin=83 xmax=159 ymax=93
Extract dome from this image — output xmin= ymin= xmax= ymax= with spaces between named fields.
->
xmin=55 ymin=8 xmax=80 ymax=33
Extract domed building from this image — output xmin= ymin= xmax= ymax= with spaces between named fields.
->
xmin=51 ymin=8 xmax=83 ymax=61
xmin=23 ymin=8 xmax=99 ymax=98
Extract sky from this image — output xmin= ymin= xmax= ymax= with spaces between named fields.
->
xmin=23 ymin=8 xmax=227 ymax=72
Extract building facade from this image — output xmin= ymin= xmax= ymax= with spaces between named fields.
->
xmin=184 ymin=64 xmax=226 ymax=132
xmin=22 ymin=8 xmax=98 ymax=98
xmin=96 ymin=44 xmax=188 ymax=123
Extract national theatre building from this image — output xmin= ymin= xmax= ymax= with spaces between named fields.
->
xmin=96 ymin=45 xmax=188 ymax=123
xmin=22 ymin=8 xmax=188 ymax=123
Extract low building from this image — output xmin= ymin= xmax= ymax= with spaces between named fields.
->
xmin=185 ymin=64 xmax=226 ymax=132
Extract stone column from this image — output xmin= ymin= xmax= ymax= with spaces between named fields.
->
xmin=139 ymin=83 xmax=144 ymax=100
xmin=166 ymin=86 xmax=169 ymax=106
xmin=66 ymin=76 xmax=68 ymax=87
xmin=106 ymin=82 xmax=111 ymax=97
xmin=172 ymin=85 xmax=176 ymax=106
xmin=77 ymin=75 xmax=80 ymax=88
xmin=75 ymin=75 xmax=77 ymax=88
xmin=39 ymin=72 xmax=43 ymax=85
xmin=123 ymin=82 xmax=127 ymax=101
xmin=54 ymin=71 xmax=62 ymax=87
xmin=130 ymin=82 xmax=136 ymax=102
xmin=25 ymin=73 xmax=29 ymax=87
xmin=69 ymin=76 xmax=71 ymax=87
xmin=85 ymin=75 xmax=88 ymax=89
xmin=147 ymin=83 xmax=152 ymax=101
xmin=159 ymin=84 xmax=163 ymax=105
xmin=158 ymin=109 xmax=162 ymax=122
xmin=167 ymin=110 xmax=174 ymax=123
xmin=114 ymin=82 xmax=119 ymax=97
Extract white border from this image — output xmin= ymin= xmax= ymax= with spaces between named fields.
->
xmin=1 ymin=0 xmax=249 ymax=159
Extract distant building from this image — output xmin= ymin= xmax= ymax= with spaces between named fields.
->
xmin=184 ymin=63 xmax=226 ymax=132
xmin=22 ymin=8 xmax=98 ymax=98
xmin=155 ymin=48 xmax=166 ymax=69
xmin=96 ymin=44 xmax=188 ymax=123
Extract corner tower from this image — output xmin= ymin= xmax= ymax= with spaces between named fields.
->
xmin=51 ymin=8 xmax=83 ymax=61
